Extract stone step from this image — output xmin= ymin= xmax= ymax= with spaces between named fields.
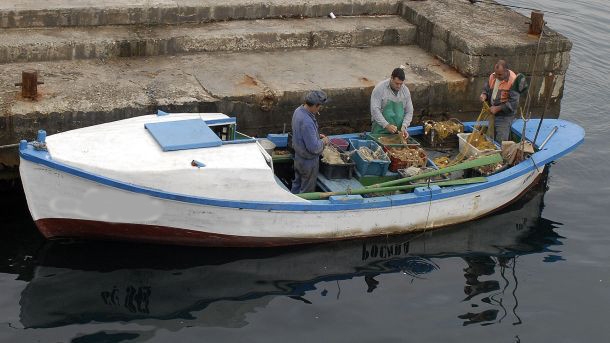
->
xmin=0 ymin=45 xmax=468 ymax=146
xmin=0 ymin=16 xmax=415 ymax=64
xmin=401 ymin=0 xmax=572 ymax=77
xmin=0 ymin=0 xmax=401 ymax=28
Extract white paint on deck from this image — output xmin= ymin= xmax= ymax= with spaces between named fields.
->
xmin=45 ymin=113 xmax=307 ymax=203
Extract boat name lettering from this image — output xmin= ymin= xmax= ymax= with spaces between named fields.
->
xmin=362 ymin=242 xmax=410 ymax=261
xmin=101 ymin=285 xmax=152 ymax=314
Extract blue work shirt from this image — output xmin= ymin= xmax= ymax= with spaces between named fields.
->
xmin=291 ymin=105 xmax=324 ymax=160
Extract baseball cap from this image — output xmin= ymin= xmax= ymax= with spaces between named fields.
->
xmin=305 ymin=90 xmax=328 ymax=105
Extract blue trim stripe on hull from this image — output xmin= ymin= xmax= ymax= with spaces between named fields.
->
xmin=19 ymin=119 xmax=584 ymax=212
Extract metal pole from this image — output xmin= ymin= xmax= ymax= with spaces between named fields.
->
xmin=533 ymin=73 xmax=556 ymax=145
xmin=538 ymin=126 xmax=558 ymax=150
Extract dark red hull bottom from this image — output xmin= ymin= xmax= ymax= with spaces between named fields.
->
xmin=35 ymin=218 xmax=331 ymax=247
xmin=35 ymin=173 xmax=545 ymax=247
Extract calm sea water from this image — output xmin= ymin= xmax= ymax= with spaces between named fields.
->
xmin=1 ymin=1 xmax=609 ymax=342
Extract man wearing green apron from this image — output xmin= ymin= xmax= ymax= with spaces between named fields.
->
xmin=370 ymin=68 xmax=414 ymax=138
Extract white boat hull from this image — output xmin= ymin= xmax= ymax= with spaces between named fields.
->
xmin=20 ymin=158 xmax=542 ymax=246
xmin=18 ymin=117 xmax=584 ymax=246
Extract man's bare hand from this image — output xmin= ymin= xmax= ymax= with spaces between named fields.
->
xmin=480 ymin=93 xmax=487 ymax=102
xmin=400 ymin=126 xmax=409 ymax=139
xmin=322 ymin=136 xmax=330 ymax=145
xmin=490 ymin=105 xmax=502 ymax=115
xmin=385 ymin=124 xmax=398 ymax=134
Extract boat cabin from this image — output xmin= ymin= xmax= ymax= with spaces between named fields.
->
xmin=42 ymin=112 xmax=309 ymax=203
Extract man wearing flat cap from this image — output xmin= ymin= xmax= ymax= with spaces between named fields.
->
xmin=370 ymin=67 xmax=414 ymax=138
xmin=290 ymin=90 xmax=329 ymax=194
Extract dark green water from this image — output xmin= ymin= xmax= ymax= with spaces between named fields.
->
xmin=1 ymin=1 xmax=609 ymax=342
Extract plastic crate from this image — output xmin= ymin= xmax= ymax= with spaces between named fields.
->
xmin=457 ymin=133 xmax=501 ymax=158
xmin=329 ymin=137 xmax=349 ymax=151
xmin=348 ymin=139 xmax=390 ymax=176
xmin=366 ymin=133 xmax=420 ymax=147
xmin=422 ymin=119 xmax=464 ymax=149
xmin=266 ymin=133 xmax=288 ymax=148
xmin=320 ymin=159 xmax=355 ymax=179
xmin=384 ymin=145 xmax=427 ymax=172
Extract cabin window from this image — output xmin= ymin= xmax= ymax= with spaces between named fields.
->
xmin=209 ymin=123 xmax=235 ymax=141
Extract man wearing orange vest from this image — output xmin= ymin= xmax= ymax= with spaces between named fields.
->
xmin=479 ymin=60 xmax=520 ymax=142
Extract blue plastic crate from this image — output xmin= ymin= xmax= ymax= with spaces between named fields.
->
xmin=348 ymin=139 xmax=390 ymax=176
xmin=266 ymin=133 xmax=288 ymax=148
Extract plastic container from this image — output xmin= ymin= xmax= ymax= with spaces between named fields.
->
xmin=320 ymin=158 xmax=355 ymax=179
xmin=366 ymin=133 xmax=420 ymax=147
xmin=348 ymin=139 xmax=390 ymax=176
xmin=258 ymin=138 xmax=276 ymax=155
xmin=384 ymin=145 xmax=427 ymax=172
xmin=457 ymin=133 xmax=501 ymax=158
xmin=329 ymin=138 xmax=349 ymax=151
xmin=266 ymin=133 xmax=288 ymax=148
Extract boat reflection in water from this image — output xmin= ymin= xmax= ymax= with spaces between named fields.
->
xmin=20 ymin=185 xmax=562 ymax=329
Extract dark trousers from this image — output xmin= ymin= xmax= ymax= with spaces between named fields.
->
xmin=495 ymin=116 xmax=514 ymax=142
xmin=291 ymin=157 xmax=319 ymax=194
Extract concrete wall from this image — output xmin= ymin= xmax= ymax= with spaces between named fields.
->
xmin=0 ymin=0 xmax=573 ymax=170
xmin=399 ymin=0 xmax=571 ymax=115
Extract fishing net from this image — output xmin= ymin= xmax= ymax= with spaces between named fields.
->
xmin=445 ymin=102 xmax=498 ymax=166
xmin=378 ymin=135 xmax=405 ymax=145
xmin=467 ymin=131 xmax=496 ymax=150
xmin=358 ymin=146 xmax=386 ymax=161
xmin=432 ymin=156 xmax=451 ymax=169
xmin=321 ymin=145 xmax=346 ymax=165
xmin=386 ymin=146 xmax=427 ymax=168
xmin=469 ymin=102 xmax=493 ymax=144
xmin=424 ymin=119 xmax=463 ymax=140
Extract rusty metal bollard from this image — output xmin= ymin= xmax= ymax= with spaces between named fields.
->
xmin=14 ymin=70 xmax=44 ymax=100
xmin=529 ymin=11 xmax=544 ymax=35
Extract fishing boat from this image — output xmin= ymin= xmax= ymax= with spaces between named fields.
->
xmin=18 ymin=112 xmax=583 ymax=247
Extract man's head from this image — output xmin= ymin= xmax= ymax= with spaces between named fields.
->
xmin=304 ymin=90 xmax=328 ymax=112
xmin=390 ymin=68 xmax=406 ymax=91
xmin=494 ymin=60 xmax=508 ymax=81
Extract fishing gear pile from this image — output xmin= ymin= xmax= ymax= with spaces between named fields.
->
xmin=321 ymin=145 xmax=346 ymax=165
xmin=378 ymin=135 xmax=405 ymax=145
xmin=385 ymin=146 xmax=427 ymax=168
xmin=358 ymin=146 xmax=386 ymax=161
xmin=424 ymin=119 xmax=463 ymax=140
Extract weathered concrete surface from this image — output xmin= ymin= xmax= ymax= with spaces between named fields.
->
xmin=399 ymin=0 xmax=571 ymax=118
xmin=0 ymin=16 xmax=415 ymax=63
xmin=0 ymin=0 xmax=572 ymax=172
xmin=0 ymin=0 xmax=401 ymax=28
xmin=401 ymin=0 xmax=572 ymax=77
xmin=0 ymin=45 xmax=466 ymax=160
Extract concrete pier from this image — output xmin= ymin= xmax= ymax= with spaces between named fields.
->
xmin=0 ymin=0 xmax=572 ymax=170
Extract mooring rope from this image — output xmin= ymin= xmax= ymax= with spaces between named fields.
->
xmin=0 ymin=143 xmax=19 ymax=150
xmin=523 ymin=26 xmax=546 ymax=120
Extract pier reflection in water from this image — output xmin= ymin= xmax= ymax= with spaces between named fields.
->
xmin=15 ymin=183 xmax=561 ymax=331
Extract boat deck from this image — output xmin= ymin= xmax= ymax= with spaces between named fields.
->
xmin=317 ymin=173 xmax=364 ymax=193
xmin=20 ymin=115 xmax=584 ymax=209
